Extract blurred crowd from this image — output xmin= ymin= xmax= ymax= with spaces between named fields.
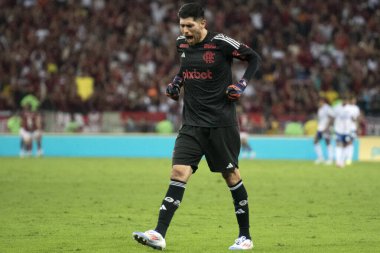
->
xmin=0 ymin=0 xmax=379 ymax=133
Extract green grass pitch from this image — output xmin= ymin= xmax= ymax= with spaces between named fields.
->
xmin=1 ymin=158 xmax=379 ymax=253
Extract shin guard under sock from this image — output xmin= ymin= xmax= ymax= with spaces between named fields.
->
xmin=155 ymin=180 xmax=186 ymax=237
xmin=230 ymin=180 xmax=251 ymax=239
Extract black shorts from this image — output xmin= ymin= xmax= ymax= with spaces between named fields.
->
xmin=172 ymin=125 xmax=241 ymax=173
xmin=315 ymin=131 xmax=330 ymax=141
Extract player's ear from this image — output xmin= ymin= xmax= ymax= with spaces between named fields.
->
xmin=199 ymin=18 xmax=206 ymax=28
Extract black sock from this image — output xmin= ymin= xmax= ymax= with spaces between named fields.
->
xmin=155 ymin=179 xmax=186 ymax=238
xmin=230 ymin=180 xmax=251 ymax=239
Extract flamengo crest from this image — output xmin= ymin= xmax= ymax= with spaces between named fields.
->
xmin=203 ymin=51 xmax=215 ymax=64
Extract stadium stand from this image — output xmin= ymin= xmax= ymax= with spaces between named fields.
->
xmin=0 ymin=0 xmax=379 ymax=134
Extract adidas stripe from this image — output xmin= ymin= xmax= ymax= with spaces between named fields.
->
xmin=229 ymin=181 xmax=243 ymax=191
xmin=213 ymin=34 xmax=240 ymax=49
xmin=170 ymin=180 xmax=186 ymax=188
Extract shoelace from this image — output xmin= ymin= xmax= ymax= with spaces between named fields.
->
xmin=235 ymin=236 xmax=247 ymax=245
xmin=147 ymin=231 xmax=160 ymax=241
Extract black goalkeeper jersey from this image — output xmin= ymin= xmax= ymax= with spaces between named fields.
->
xmin=176 ymin=31 xmax=261 ymax=127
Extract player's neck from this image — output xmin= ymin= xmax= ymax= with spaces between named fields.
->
xmin=199 ymin=29 xmax=208 ymax=43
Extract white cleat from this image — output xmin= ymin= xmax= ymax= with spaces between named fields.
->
xmin=132 ymin=230 xmax=166 ymax=250
xmin=229 ymin=236 xmax=254 ymax=250
xmin=314 ymin=159 xmax=324 ymax=165
xmin=36 ymin=149 xmax=44 ymax=157
xmin=25 ymin=151 xmax=32 ymax=158
xmin=249 ymin=151 xmax=256 ymax=159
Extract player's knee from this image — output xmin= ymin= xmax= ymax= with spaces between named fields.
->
xmin=23 ymin=136 xmax=32 ymax=144
xmin=171 ymin=165 xmax=192 ymax=182
xmin=222 ymin=169 xmax=242 ymax=186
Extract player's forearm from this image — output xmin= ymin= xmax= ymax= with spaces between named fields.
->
xmin=242 ymin=51 xmax=261 ymax=82
xmin=36 ymin=116 xmax=42 ymax=129
xmin=327 ymin=117 xmax=334 ymax=129
xmin=175 ymin=66 xmax=184 ymax=79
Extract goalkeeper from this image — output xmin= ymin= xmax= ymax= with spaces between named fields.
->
xmin=133 ymin=2 xmax=261 ymax=251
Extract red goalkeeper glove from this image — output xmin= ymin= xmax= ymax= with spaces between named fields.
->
xmin=226 ymin=79 xmax=247 ymax=101
xmin=166 ymin=76 xmax=183 ymax=101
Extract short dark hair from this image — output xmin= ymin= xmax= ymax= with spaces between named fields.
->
xmin=319 ymin=96 xmax=329 ymax=105
xmin=178 ymin=3 xmax=205 ymax=20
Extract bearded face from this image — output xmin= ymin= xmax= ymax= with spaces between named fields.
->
xmin=179 ymin=17 xmax=206 ymax=46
